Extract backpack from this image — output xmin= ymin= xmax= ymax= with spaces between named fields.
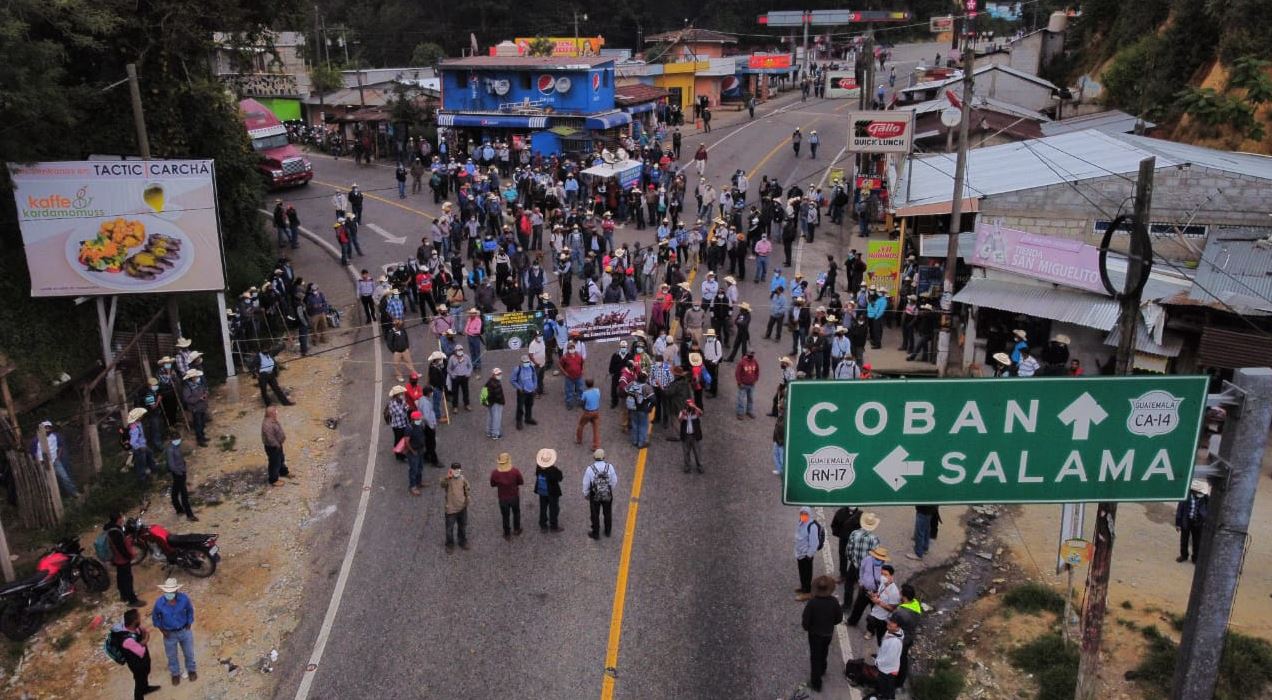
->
xmin=588 ymin=463 xmax=613 ymax=502
xmin=579 ymin=283 xmax=589 ymax=304
xmin=479 ymin=386 xmax=490 ymax=406
xmin=638 ymin=389 xmax=656 ymax=413
xmin=535 ymin=472 xmax=549 ymax=496
xmin=814 ymin=521 xmax=825 ymax=551
xmin=93 ymin=531 xmax=113 ymax=562
xmin=104 ymin=630 xmax=127 ymax=665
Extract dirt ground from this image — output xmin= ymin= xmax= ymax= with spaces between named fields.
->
xmin=0 ymin=345 xmax=350 ymax=700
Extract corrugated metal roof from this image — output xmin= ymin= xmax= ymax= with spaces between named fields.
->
xmin=901 ymin=63 xmax=1059 ymax=95
xmin=1112 ymin=133 xmax=1272 ymax=182
xmin=899 ymin=129 xmax=1183 ymax=210
xmin=1199 ymin=327 xmax=1272 ymax=369
xmin=952 ymin=277 xmax=1123 ymax=330
xmin=1187 ymin=231 xmax=1272 ymax=314
xmin=1040 ymin=110 xmax=1154 ymax=137
xmin=1104 ymin=323 xmax=1185 ymax=357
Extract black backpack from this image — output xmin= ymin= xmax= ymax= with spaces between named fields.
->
xmin=814 ymin=521 xmax=825 ymax=551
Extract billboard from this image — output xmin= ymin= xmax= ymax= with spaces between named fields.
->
xmin=971 ymin=220 xmax=1105 ymax=293
xmin=512 ymin=37 xmax=604 ymax=57
xmin=563 ymin=301 xmax=647 ymax=343
xmin=481 ymin=309 xmax=545 ymax=351
xmin=930 ymin=15 xmax=955 ymax=32
xmin=847 ymin=111 xmax=915 ymax=154
xmin=748 ymin=54 xmax=792 ymax=69
xmin=8 ymin=160 xmax=225 ymax=297
xmin=825 ymin=71 xmax=861 ymax=99
xmin=865 ymin=240 xmax=903 ymax=297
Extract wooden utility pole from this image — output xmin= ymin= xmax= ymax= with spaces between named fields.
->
xmin=936 ymin=37 xmax=974 ymax=376
xmin=1075 ymin=157 xmax=1155 ymax=700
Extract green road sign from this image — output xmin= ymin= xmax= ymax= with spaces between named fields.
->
xmin=783 ymin=376 xmax=1208 ymax=506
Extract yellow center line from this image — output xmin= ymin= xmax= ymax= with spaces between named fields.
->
xmin=312 ymin=178 xmax=439 ymax=220
xmin=597 ymin=112 xmax=820 ymax=698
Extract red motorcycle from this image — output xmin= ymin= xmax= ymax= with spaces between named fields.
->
xmin=0 ymin=539 xmax=109 ymax=640
xmin=127 ymin=508 xmax=220 ymax=577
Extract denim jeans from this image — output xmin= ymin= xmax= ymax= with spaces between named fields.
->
xmin=754 ymin=256 xmax=768 ymax=282
xmin=487 ymin=404 xmax=503 ymax=438
xmin=773 ymin=443 xmax=785 ymax=474
xmin=467 ymin=335 xmax=483 ymax=369
xmin=498 ymin=499 xmax=521 ymax=534
xmin=538 ymin=495 xmax=560 ymax=528
xmin=445 ymin=508 xmax=467 ymax=546
xmin=53 ymin=457 xmax=78 ymax=498
xmin=630 ymin=410 xmax=649 ymax=447
xmin=407 ymin=452 xmax=423 ymax=489
xmin=565 ymin=377 xmax=585 ymax=408
xmin=431 ymin=391 xmax=444 ymax=421
xmin=132 ymin=447 xmax=155 ymax=482
xmin=191 ymin=409 xmax=207 ymax=443
xmin=913 ymin=511 xmax=932 ymax=557
xmin=288 ymin=225 xmax=299 ymax=248
xmin=276 ymin=225 xmax=289 ymax=246
xmin=161 ymin=626 xmax=196 ymax=676
xmin=736 ymin=385 xmax=754 ymax=416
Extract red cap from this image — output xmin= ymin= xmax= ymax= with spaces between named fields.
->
xmin=409 ymin=371 xmax=421 ymax=380
xmin=410 ymin=411 xmax=422 ymax=420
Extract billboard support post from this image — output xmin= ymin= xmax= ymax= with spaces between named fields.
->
xmin=215 ymin=292 xmax=236 ymax=378
xmin=95 ymin=296 xmax=122 ymax=407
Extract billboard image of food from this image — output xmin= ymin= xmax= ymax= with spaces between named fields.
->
xmin=8 ymin=160 xmax=225 ymax=297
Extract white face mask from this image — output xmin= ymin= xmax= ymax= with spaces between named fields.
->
xmin=164 ymin=592 xmax=177 ymax=601
xmin=171 ymin=439 xmax=182 ymax=447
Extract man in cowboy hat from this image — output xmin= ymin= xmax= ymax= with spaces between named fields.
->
xmin=180 ymin=369 xmax=210 ymax=447
xmin=534 ymin=448 xmax=563 ymax=532
xmin=844 ymin=512 xmax=881 ymax=611
xmin=254 ymin=345 xmax=293 ymax=407
xmin=848 ymin=544 xmax=890 ymax=629
xmin=1009 ymin=329 xmax=1029 ymax=364
xmin=151 ymin=577 xmax=197 ymax=685
xmin=1041 ymin=333 xmax=1071 ymax=375
xmin=489 ymin=452 xmax=525 ymax=539
xmin=127 ymin=407 xmax=155 ymax=482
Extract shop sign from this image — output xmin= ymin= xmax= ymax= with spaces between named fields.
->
xmin=748 ymin=54 xmax=793 ymax=69
xmin=866 ymin=240 xmax=903 ymax=296
xmin=971 ymin=220 xmax=1105 ymax=294
xmin=848 ymin=111 xmax=914 ymax=154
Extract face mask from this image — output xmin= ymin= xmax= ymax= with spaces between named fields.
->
xmin=799 ymin=513 xmax=809 ymax=523
xmin=171 ymin=439 xmax=182 ymax=447
xmin=164 ymin=592 xmax=177 ymax=602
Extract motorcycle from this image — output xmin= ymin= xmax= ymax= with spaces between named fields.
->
xmin=0 ymin=538 xmax=110 ymax=641
xmin=127 ymin=507 xmax=220 ymax=578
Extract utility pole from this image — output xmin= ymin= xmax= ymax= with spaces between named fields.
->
xmin=802 ymin=13 xmax=811 ymax=76
xmin=574 ymin=10 xmax=588 ymax=52
xmin=1171 ymin=370 xmax=1272 ymax=698
xmin=936 ymin=38 xmax=973 ymax=376
xmin=1075 ymin=157 xmax=1155 ymax=700
xmin=126 ymin=64 xmax=151 ymax=161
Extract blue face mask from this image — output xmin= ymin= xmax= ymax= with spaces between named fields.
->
xmin=171 ymin=439 xmax=182 ymax=447
xmin=164 ymin=592 xmax=177 ymax=601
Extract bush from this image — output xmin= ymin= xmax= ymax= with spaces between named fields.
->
xmin=1010 ymin=633 xmax=1079 ymax=700
xmin=910 ymin=657 xmax=965 ymax=700
xmin=1128 ymin=629 xmax=1272 ymax=700
xmin=1004 ymin=583 xmax=1066 ymax=615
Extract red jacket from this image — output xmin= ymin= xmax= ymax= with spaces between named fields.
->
xmin=735 ymin=357 xmax=760 ymax=386
xmin=559 ymin=352 xmax=585 ymax=379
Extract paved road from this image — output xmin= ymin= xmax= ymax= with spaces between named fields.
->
xmin=268 ymin=53 xmax=964 ymax=699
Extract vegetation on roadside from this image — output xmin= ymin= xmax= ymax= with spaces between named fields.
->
xmin=1128 ymin=628 xmax=1272 ymax=700
xmin=1009 ymin=632 xmax=1080 ymax=700
xmin=910 ymin=657 xmax=965 ymax=700
xmin=1003 ymin=582 xmax=1066 ymax=615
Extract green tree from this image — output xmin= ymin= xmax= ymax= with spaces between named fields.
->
xmin=526 ymin=36 xmax=555 ymax=57
xmin=310 ymin=63 xmax=345 ymax=93
xmin=410 ymin=41 xmax=445 ymax=66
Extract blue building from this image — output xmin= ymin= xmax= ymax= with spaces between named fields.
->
xmin=437 ymin=55 xmax=631 ymax=157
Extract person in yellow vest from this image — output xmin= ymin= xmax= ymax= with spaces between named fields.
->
xmin=890 ymin=584 xmax=922 ymax=688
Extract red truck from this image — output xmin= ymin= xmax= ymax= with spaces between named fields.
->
xmin=239 ymin=98 xmax=312 ymax=189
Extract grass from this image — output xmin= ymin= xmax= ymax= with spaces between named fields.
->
xmin=910 ymin=657 xmax=965 ymax=700
xmin=1128 ymin=629 xmax=1272 ymax=700
xmin=1003 ymin=583 xmax=1066 ymax=615
xmin=51 ymin=633 xmax=73 ymax=651
xmin=1009 ymin=632 xmax=1079 ymax=700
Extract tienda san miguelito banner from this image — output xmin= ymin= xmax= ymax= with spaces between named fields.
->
xmin=564 ymin=301 xmax=647 ymax=343
xmin=8 ymin=160 xmax=225 ymax=297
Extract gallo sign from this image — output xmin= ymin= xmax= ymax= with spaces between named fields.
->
xmin=783 ymin=376 xmax=1207 ymax=506
xmin=848 ymin=111 xmax=914 ymax=154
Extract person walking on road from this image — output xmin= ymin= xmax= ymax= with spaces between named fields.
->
xmin=678 ymin=400 xmax=704 ymax=473
xmin=534 ymin=448 xmax=564 ymax=532
xmin=404 ymin=409 xmax=428 ymax=495
xmin=357 ymin=270 xmax=377 ymax=323
xmin=151 ymin=578 xmax=197 ymax=686
xmin=560 ymin=342 xmax=586 ymax=409
xmin=483 ymin=367 xmax=505 ymax=439
xmin=801 ymin=574 xmax=843 ymax=693
xmin=808 ymin=130 xmax=820 ymax=159
xmin=693 ymin=143 xmax=708 ymax=176
xmin=791 ymin=128 xmax=802 ymax=157
xmin=734 ymin=350 xmax=760 ymax=419
xmin=387 ymin=318 xmax=416 ymax=382
xmin=441 ymin=463 xmax=471 ymax=552
xmin=576 ymin=378 xmax=602 ymax=451
xmin=1176 ymin=478 xmax=1210 ymax=563
xmin=262 ymin=405 xmax=290 ymax=486
xmin=490 ymin=452 xmax=524 ymax=539
xmin=726 ymin=302 xmax=752 ymax=361
xmin=447 ymin=346 xmax=474 ymax=411
xmin=254 ymin=347 xmax=293 ymax=407
xmin=583 ymin=450 xmax=618 ymax=539
xmin=511 ymin=354 xmax=538 ymax=429
xmin=795 ymin=506 xmax=822 ymax=601
xmin=105 ymin=511 xmax=145 ymax=607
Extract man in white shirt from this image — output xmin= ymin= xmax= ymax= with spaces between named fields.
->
xmin=874 ymin=617 xmax=904 ymax=699
xmin=1016 ymin=348 xmax=1040 ymax=378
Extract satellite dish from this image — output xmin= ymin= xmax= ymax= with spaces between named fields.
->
xmin=941 ymin=106 xmax=963 ymax=128
xmin=555 ymin=76 xmax=572 ymax=93
xmin=616 ymin=147 xmax=630 ymax=161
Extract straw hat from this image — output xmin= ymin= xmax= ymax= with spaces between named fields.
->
xmin=724 ymin=276 xmax=736 ymax=285
xmin=593 ymin=448 xmax=606 ymax=460
xmin=187 ymin=351 xmax=203 ymax=363
xmin=1012 ymin=329 xmax=1027 ymax=340
xmin=496 ymin=452 xmax=513 ymax=471
xmin=689 ymin=353 xmax=703 ymax=367
xmin=182 ymin=369 xmax=203 ymax=380
xmin=389 ymin=385 xmax=407 ymax=397
xmin=127 ymin=407 xmax=148 ymax=423
xmin=1190 ymin=479 xmax=1211 ymax=496
xmin=1054 ymin=334 xmax=1071 ymax=345
xmin=739 ymin=302 xmax=752 ymax=311
xmin=175 ymin=337 xmax=192 ymax=349
xmin=536 ymin=448 xmax=557 ymax=468
xmin=779 ymin=356 xmax=792 ymax=365
xmin=158 ymin=356 xmax=174 ymax=365
xmin=859 ymin=512 xmax=880 ymax=531
xmin=428 ymin=351 xmax=447 ymax=362
xmin=491 ymin=367 xmax=503 ymax=376
xmin=868 ymin=546 xmax=891 ymax=562
xmin=993 ymin=352 xmax=1012 ymax=366
xmin=157 ymin=578 xmax=182 ymax=593
xmin=705 ymin=329 xmax=716 ymax=337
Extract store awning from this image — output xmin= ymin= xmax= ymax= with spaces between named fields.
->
xmin=1103 ymin=323 xmax=1185 ymax=357
xmin=623 ymin=102 xmax=657 ymax=115
xmin=896 ymin=197 xmax=980 ymax=218
xmin=1197 ymin=327 xmax=1272 ymax=369
xmin=584 ymin=111 xmax=632 ymax=130
xmin=436 ymin=113 xmax=548 ymax=129
xmin=953 ymin=277 xmax=1122 ymax=330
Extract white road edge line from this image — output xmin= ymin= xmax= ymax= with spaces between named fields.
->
xmin=256 ymin=210 xmax=385 ymax=700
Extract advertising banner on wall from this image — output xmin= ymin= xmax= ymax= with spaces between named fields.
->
xmin=847 ymin=111 xmax=915 ymax=154
xmin=513 ymin=37 xmax=605 ymax=57
xmin=971 ymin=220 xmax=1105 ymax=293
xmin=564 ymin=301 xmax=647 ymax=343
xmin=748 ymin=54 xmax=793 ymax=69
xmin=865 ymin=240 xmax=904 ymax=296
xmin=825 ymin=71 xmax=861 ymax=99
xmin=8 ymin=160 xmax=225 ymax=297
xmin=481 ymin=309 xmax=546 ymax=351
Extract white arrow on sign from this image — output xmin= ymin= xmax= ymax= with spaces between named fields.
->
xmin=1057 ymin=392 xmax=1108 ymax=440
xmin=366 ymin=222 xmax=407 ymax=245
xmin=873 ymin=446 xmax=924 ymax=492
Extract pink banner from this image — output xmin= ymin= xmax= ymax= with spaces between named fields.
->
xmin=971 ymin=220 xmax=1104 ymax=293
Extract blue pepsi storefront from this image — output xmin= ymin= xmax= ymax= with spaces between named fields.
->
xmin=437 ymin=55 xmax=632 ymax=158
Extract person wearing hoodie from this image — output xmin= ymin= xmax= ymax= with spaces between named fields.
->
xmin=795 ymin=507 xmax=822 ymax=601
xmin=874 ymin=617 xmax=905 ymax=699
xmin=801 ymin=575 xmax=843 ymax=692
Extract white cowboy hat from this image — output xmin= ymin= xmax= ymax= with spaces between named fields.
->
xmin=389 ymin=385 xmax=407 ymax=397
xmin=536 ymin=448 xmax=557 ymax=468
xmin=496 ymin=452 xmax=513 ymax=471
xmin=187 ymin=351 xmax=203 ymax=363
xmin=993 ymin=352 xmax=1012 ymax=366
xmin=127 ymin=407 xmax=147 ymax=423
xmin=1012 ymin=329 xmax=1027 ymax=339
xmin=1190 ymin=479 xmax=1211 ymax=496
xmin=428 ymin=351 xmax=447 ymax=362
xmin=174 ymin=337 xmax=193 ymax=348
xmin=689 ymin=353 xmax=703 ymax=367
xmin=182 ymin=369 xmax=203 ymax=380
xmin=157 ymin=578 xmax=182 ymax=593
xmin=860 ymin=512 xmax=880 ymax=531
xmin=1054 ymin=334 xmax=1071 ymax=345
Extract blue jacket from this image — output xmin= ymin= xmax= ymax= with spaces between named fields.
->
xmin=770 ymin=294 xmax=790 ymax=318
xmin=795 ymin=506 xmax=821 ymax=558
xmin=867 ymin=296 xmax=887 ymax=320
xmin=858 ymin=554 xmax=883 ymax=591
xmin=511 ymin=363 xmax=538 ymax=393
